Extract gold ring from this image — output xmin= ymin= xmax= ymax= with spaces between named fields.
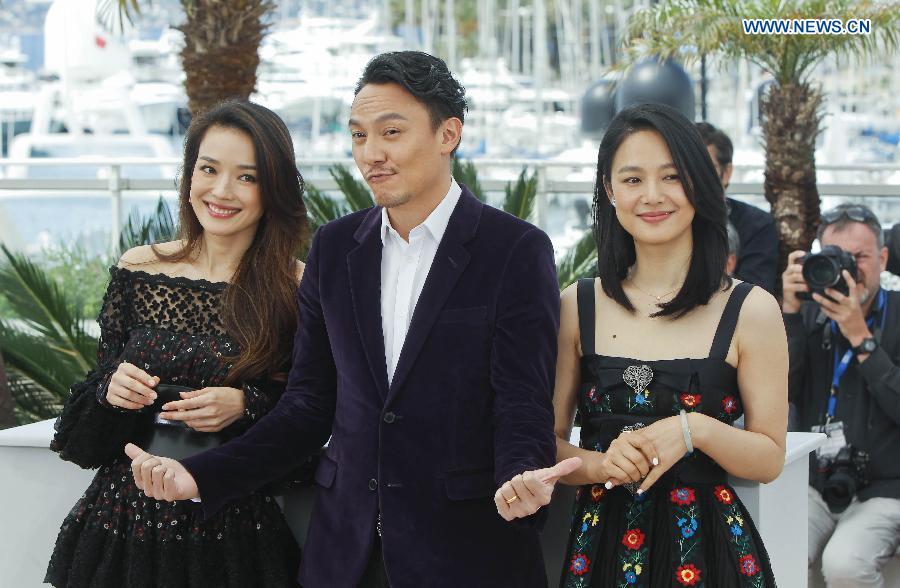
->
xmin=505 ymin=495 xmax=519 ymax=504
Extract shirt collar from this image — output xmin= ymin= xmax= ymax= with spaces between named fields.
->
xmin=380 ymin=179 xmax=462 ymax=245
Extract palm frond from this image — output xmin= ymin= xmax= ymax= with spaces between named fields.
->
xmin=118 ymin=196 xmax=176 ymax=258
xmin=305 ymin=182 xmax=351 ymax=233
xmin=452 ymin=158 xmax=485 ymax=201
xmin=0 ymin=321 xmax=93 ymax=399
xmin=0 ymin=246 xmax=94 ymax=373
xmin=330 ymin=164 xmax=375 ymax=212
xmin=99 ymin=0 xmax=143 ymax=31
xmin=7 ymin=369 xmax=63 ymax=425
xmin=556 ymin=231 xmax=598 ymax=290
xmin=502 ymin=169 xmax=538 ymax=221
xmin=621 ymin=0 xmax=900 ymax=85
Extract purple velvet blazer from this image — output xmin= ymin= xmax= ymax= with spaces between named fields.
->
xmin=183 ymin=186 xmax=559 ymax=587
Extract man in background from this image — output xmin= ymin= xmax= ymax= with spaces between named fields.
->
xmin=697 ymin=121 xmax=778 ymax=292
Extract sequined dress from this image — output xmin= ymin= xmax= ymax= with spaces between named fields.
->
xmin=45 ymin=267 xmax=300 ymax=588
xmin=560 ymin=280 xmax=776 ymax=588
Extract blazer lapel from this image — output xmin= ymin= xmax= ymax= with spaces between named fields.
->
xmin=387 ymin=188 xmax=483 ymax=399
xmin=347 ymin=207 xmax=390 ymax=401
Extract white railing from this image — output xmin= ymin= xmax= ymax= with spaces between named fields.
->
xmin=2 ymin=158 xmax=900 ymax=254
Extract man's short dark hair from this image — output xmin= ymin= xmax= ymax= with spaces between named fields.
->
xmin=355 ymin=51 xmax=468 ymax=136
xmin=696 ymin=121 xmax=733 ymax=168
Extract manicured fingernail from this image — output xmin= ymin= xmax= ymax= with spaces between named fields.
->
xmin=604 ymin=481 xmax=613 ymax=490
xmin=652 ymin=458 xmax=659 ymax=466
xmin=637 ymin=489 xmax=644 ymax=495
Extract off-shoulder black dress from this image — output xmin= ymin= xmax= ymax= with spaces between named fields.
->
xmin=45 ymin=267 xmax=300 ymax=588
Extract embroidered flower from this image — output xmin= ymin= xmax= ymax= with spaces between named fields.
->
xmin=625 ymin=570 xmax=638 ymax=584
xmin=723 ymin=396 xmax=738 ymax=414
xmin=680 ymin=393 xmax=701 ymax=408
xmin=739 ymin=554 xmax=759 ymax=576
xmin=570 ymin=553 xmax=590 ymax=576
xmin=730 ymin=523 xmax=743 ymax=537
xmin=675 ymin=564 xmax=702 ymax=586
xmin=634 ymin=392 xmax=648 ymax=405
xmin=622 ymin=528 xmax=646 ymax=550
xmin=670 ymin=487 xmax=696 ymax=506
xmin=714 ymin=485 xmax=734 ymax=505
xmin=588 ymin=386 xmax=599 ymax=403
xmin=677 ymin=517 xmax=698 ymax=538
xmin=591 ymin=485 xmax=605 ymax=502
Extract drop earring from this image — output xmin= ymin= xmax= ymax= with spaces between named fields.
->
xmin=611 ymin=197 xmax=617 ymax=207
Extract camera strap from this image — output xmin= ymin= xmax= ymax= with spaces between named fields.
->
xmin=827 ymin=289 xmax=888 ymax=423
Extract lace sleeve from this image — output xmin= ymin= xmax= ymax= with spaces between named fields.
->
xmin=224 ymin=375 xmax=287 ymax=436
xmin=50 ymin=267 xmax=143 ymax=468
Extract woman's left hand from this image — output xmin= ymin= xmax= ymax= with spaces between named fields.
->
xmin=615 ymin=415 xmax=690 ymax=494
xmin=158 ymin=387 xmax=245 ymax=432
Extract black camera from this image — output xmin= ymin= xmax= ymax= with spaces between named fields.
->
xmin=797 ymin=245 xmax=858 ymax=301
xmin=816 ymin=445 xmax=870 ymax=513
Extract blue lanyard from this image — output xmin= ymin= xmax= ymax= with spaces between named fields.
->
xmin=827 ymin=289 xmax=887 ymax=420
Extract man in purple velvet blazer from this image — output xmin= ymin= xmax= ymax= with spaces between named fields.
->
xmin=126 ymin=52 xmax=564 ymax=587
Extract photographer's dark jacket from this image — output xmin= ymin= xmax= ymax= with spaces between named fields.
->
xmin=786 ymin=289 xmax=900 ymax=500
xmin=728 ymin=197 xmax=778 ymax=293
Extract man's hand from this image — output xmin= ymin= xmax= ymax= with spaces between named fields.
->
xmin=812 ymin=270 xmax=872 ymax=348
xmin=494 ymin=457 xmax=582 ymax=521
xmin=782 ymin=250 xmax=809 ymax=314
xmin=125 ymin=443 xmax=199 ymax=501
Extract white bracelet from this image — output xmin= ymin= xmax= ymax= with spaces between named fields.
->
xmin=679 ymin=409 xmax=694 ymax=454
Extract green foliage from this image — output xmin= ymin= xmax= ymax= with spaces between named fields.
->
xmin=118 ymin=196 xmax=176 ymax=259
xmin=0 ymin=245 xmax=100 ymax=423
xmin=622 ymin=0 xmax=900 ymax=86
xmin=452 ymin=158 xmax=485 ymax=201
xmin=502 ymin=169 xmax=538 ymax=221
xmin=330 ymin=164 xmax=375 ymax=212
xmin=556 ymin=231 xmax=598 ymax=290
xmin=0 ymin=198 xmax=176 ymax=424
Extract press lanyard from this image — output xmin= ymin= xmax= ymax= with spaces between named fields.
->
xmin=827 ymin=289 xmax=887 ymax=422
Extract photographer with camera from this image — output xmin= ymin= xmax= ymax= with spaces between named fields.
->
xmin=784 ymin=203 xmax=900 ymax=587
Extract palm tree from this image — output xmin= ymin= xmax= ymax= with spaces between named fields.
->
xmin=0 ymin=245 xmax=98 ymax=424
xmin=622 ymin=0 xmax=899 ymax=271
xmin=0 ymin=197 xmax=178 ymax=425
xmin=112 ymin=0 xmax=274 ymax=115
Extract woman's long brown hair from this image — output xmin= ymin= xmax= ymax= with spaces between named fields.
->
xmin=155 ymin=100 xmax=309 ymax=383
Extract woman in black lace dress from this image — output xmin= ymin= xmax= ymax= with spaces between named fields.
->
xmin=45 ymin=100 xmax=310 ymax=588
xmin=501 ymin=104 xmax=789 ymax=587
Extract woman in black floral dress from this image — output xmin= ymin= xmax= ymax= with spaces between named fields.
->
xmin=45 ymin=100 xmax=310 ymax=587
xmin=503 ymin=104 xmax=788 ymax=587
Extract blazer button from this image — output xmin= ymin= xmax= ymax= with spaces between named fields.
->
xmin=383 ymin=412 xmax=396 ymax=424
xmin=368 ymin=478 xmax=378 ymax=491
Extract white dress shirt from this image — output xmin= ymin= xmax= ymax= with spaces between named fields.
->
xmin=380 ymin=179 xmax=462 ymax=384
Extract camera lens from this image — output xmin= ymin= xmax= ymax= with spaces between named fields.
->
xmin=822 ymin=471 xmax=856 ymax=513
xmin=804 ymin=256 xmax=840 ymax=288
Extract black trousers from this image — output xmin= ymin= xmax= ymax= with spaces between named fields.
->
xmin=359 ymin=533 xmax=391 ymax=588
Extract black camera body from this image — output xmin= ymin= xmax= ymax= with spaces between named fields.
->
xmin=816 ymin=445 xmax=870 ymax=513
xmin=797 ymin=245 xmax=858 ymax=301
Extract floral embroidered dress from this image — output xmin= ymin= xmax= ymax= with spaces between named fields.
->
xmin=561 ymin=280 xmax=776 ymax=588
xmin=45 ymin=267 xmax=300 ymax=588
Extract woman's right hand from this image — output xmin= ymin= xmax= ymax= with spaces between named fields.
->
xmin=585 ymin=431 xmax=658 ymax=488
xmin=105 ymin=362 xmax=159 ymax=410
